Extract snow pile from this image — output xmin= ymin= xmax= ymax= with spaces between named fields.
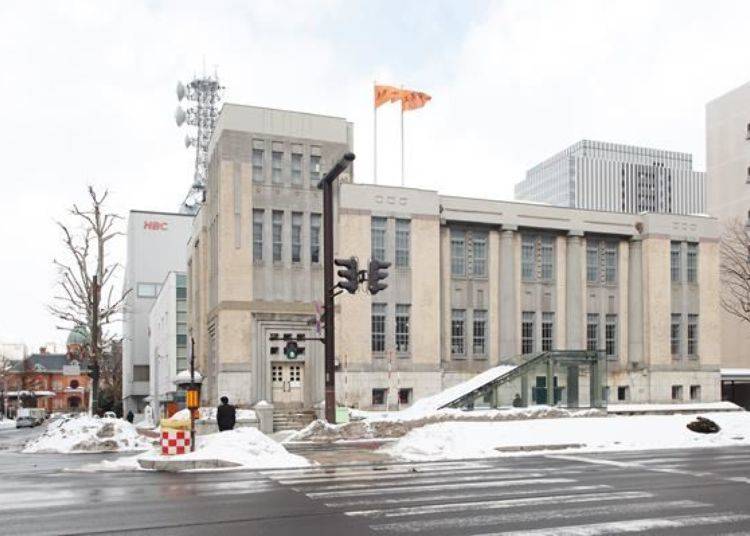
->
xmin=0 ymin=419 xmax=15 ymax=431
xmin=384 ymin=411 xmax=750 ymax=461
xmin=139 ymin=427 xmax=309 ymax=469
xmin=607 ymin=401 xmax=742 ymax=413
xmin=170 ymin=407 xmax=257 ymax=421
xmin=23 ymin=416 xmax=153 ymax=454
xmin=287 ymin=406 xmax=602 ymax=442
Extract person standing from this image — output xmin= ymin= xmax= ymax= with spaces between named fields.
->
xmin=126 ymin=410 xmax=134 ymax=423
xmin=216 ymin=396 xmax=236 ymax=432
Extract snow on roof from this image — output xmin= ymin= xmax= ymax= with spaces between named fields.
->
xmin=721 ymin=368 xmax=750 ymax=378
xmin=400 ymin=364 xmax=517 ymax=418
xmin=7 ymin=390 xmax=56 ymax=397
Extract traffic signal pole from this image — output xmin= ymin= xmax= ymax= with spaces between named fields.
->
xmin=319 ymin=152 xmax=355 ymax=423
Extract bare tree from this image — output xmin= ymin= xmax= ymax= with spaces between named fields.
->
xmin=0 ymin=354 xmax=13 ymax=419
xmin=720 ymin=217 xmax=750 ymax=324
xmin=48 ymin=187 xmax=129 ymax=414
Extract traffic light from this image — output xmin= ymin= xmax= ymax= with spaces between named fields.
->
xmin=367 ymin=258 xmax=391 ymax=295
xmin=284 ymin=340 xmax=299 ymax=359
xmin=335 ymin=256 xmax=359 ymax=294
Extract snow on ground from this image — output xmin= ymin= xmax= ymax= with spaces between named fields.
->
xmin=79 ymin=427 xmax=308 ymax=471
xmin=384 ymin=411 xmax=750 ymax=461
xmin=287 ymin=406 xmax=602 ymax=442
xmin=23 ymin=416 xmax=153 ymax=454
xmin=607 ymin=401 xmax=742 ymax=413
xmin=0 ymin=419 xmax=15 ymax=430
xmin=170 ymin=407 xmax=257 ymax=421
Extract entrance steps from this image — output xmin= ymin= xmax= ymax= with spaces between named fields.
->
xmin=273 ymin=409 xmax=316 ymax=432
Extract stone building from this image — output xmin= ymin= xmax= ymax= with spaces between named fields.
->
xmin=188 ymin=104 xmax=721 ymax=414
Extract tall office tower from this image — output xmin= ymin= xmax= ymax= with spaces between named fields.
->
xmin=515 ymin=140 xmax=705 ymax=215
xmin=706 ymin=81 xmax=750 ymax=408
xmin=122 ymin=211 xmax=193 ymax=416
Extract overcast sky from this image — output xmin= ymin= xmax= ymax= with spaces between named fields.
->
xmin=2 ymin=0 xmax=750 ymax=350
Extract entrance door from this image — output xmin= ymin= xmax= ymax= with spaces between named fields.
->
xmin=271 ymin=363 xmax=304 ymax=407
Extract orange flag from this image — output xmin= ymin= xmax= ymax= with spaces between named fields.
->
xmin=401 ymin=90 xmax=432 ymax=111
xmin=374 ymin=84 xmax=402 ymax=108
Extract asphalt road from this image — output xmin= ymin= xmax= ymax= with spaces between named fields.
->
xmin=2 ymin=443 xmax=750 ymax=535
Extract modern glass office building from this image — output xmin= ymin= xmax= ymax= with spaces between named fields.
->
xmin=515 ymin=140 xmax=705 ymax=215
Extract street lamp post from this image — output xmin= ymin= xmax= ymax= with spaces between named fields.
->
xmin=318 ymin=152 xmax=355 ymax=424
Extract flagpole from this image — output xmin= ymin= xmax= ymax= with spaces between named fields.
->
xmin=373 ymin=82 xmax=378 ymax=185
xmin=400 ymin=100 xmax=405 ymax=187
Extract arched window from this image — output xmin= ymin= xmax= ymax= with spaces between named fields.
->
xmin=70 ymin=379 xmax=79 ymax=390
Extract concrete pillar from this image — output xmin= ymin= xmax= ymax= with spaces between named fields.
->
xmin=628 ymin=236 xmax=644 ymax=365
xmin=566 ymin=231 xmax=585 ymax=350
xmin=254 ymin=401 xmax=274 ymax=434
xmin=521 ymin=374 xmax=529 ymax=407
xmin=546 ymin=359 xmax=555 ymax=405
xmin=567 ymin=365 xmax=579 ymax=408
xmin=499 ymin=227 xmax=517 ymax=359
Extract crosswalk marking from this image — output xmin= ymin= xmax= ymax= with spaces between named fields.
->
xmin=469 ymin=513 xmax=750 ymax=536
xmin=305 ymin=477 xmax=577 ymax=499
xmin=324 ymin=484 xmax=611 ymax=509
xmin=344 ymin=490 xmax=653 ymax=518
xmin=295 ymin=471 xmax=558 ymax=492
xmin=369 ymin=500 xmax=710 ymax=533
xmin=274 ymin=465 xmax=525 ymax=485
xmin=260 ymin=460 xmax=489 ymax=478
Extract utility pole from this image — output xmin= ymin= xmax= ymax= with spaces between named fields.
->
xmin=89 ymin=275 xmax=100 ymax=416
xmin=318 ymin=152 xmax=355 ymax=423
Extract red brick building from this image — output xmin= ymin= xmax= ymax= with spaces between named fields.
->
xmin=5 ymin=327 xmax=91 ymax=416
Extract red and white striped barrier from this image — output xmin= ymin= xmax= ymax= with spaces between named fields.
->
xmin=161 ymin=429 xmax=191 ymax=455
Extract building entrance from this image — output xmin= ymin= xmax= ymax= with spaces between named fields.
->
xmin=271 ymin=363 xmax=304 ymax=406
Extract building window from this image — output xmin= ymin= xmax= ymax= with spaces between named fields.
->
xmin=686 ymin=243 xmax=698 ymax=283
xmin=522 ymin=311 xmax=535 ymax=354
xmin=540 ymin=237 xmax=554 ymax=280
xmin=604 ymin=243 xmax=617 ymax=283
xmin=670 ymin=242 xmax=681 ymax=282
xmin=272 ymin=150 xmax=283 ymax=183
xmin=371 ymin=304 xmax=386 ymax=353
xmin=671 ymin=314 xmax=681 ymax=357
xmin=310 ymin=154 xmax=321 ymax=183
xmin=687 ymin=314 xmax=698 ymax=357
xmin=272 ymin=210 xmax=283 ymax=262
xmin=291 ymin=151 xmax=302 ymax=184
xmin=291 ymin=212 xmax=302 ymax=263
xmin=395 ymin=304 xmax=410 ymax=353
xmin=587 ymin=313 xmax=599 ymax=351
xmin=471 ymin=233 xmax=487 ymax=277
xmin=451 ymin=309 xmax=465 ymax=356
xmin=605 ymin=314 xmax=617 ymax=358
xmin=137 ymin=283 xmax=160 ymax=298
xmin=371 ymin=217 xmax=387 ymax=262
xmin=473 ymin=310 xmax=487 ymax=356
xmin=690 ymin=385 xmax=701 ymax=401
xmin=252 ymin=209 xmax=263 ymax=262
xmin=133 ymin=365 xmax=149 ymax=382
xmin=372 ymin=388 xmax=387 ymax=406
xmin=541 ymin=312 xmax=554 ymax=351
xmin=672 ymin=385 xmax=683 ymax=401
xmin=451 ymin=230 xmax=466 ymax=276
xmin=395 ymin=219 xmax=410 ymax=267
xmin=310 ymin=213 xmax=321 ymax=264
xmin=586 ymin=243 xmax=599 ymax=283
xmin=521 ymin=236 xmax=536 ymax=281
xmin=398 ymin=388 xmax=413 ymax=405
xmin=252 ymin=148 xmax=264 ymax=182
xmin=617 ymin=386 xmax=629 ymax=401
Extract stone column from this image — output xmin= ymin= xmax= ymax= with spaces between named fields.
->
xmin=499 ymin=226 xmax=517 ymax=359
xmin=627 ymin=236 xmax=643 ymax=365
xmin=566 ymin=231 xmax=585 ymax=350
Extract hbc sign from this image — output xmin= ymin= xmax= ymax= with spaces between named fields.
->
xmin=144 ymin=221 xmax=168 ymax=231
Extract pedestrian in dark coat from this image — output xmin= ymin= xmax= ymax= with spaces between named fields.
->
xmin=126 ymin=410 xmax=134 ymax=423
xmin=216 ymin=396 xmax=236 ymax=431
